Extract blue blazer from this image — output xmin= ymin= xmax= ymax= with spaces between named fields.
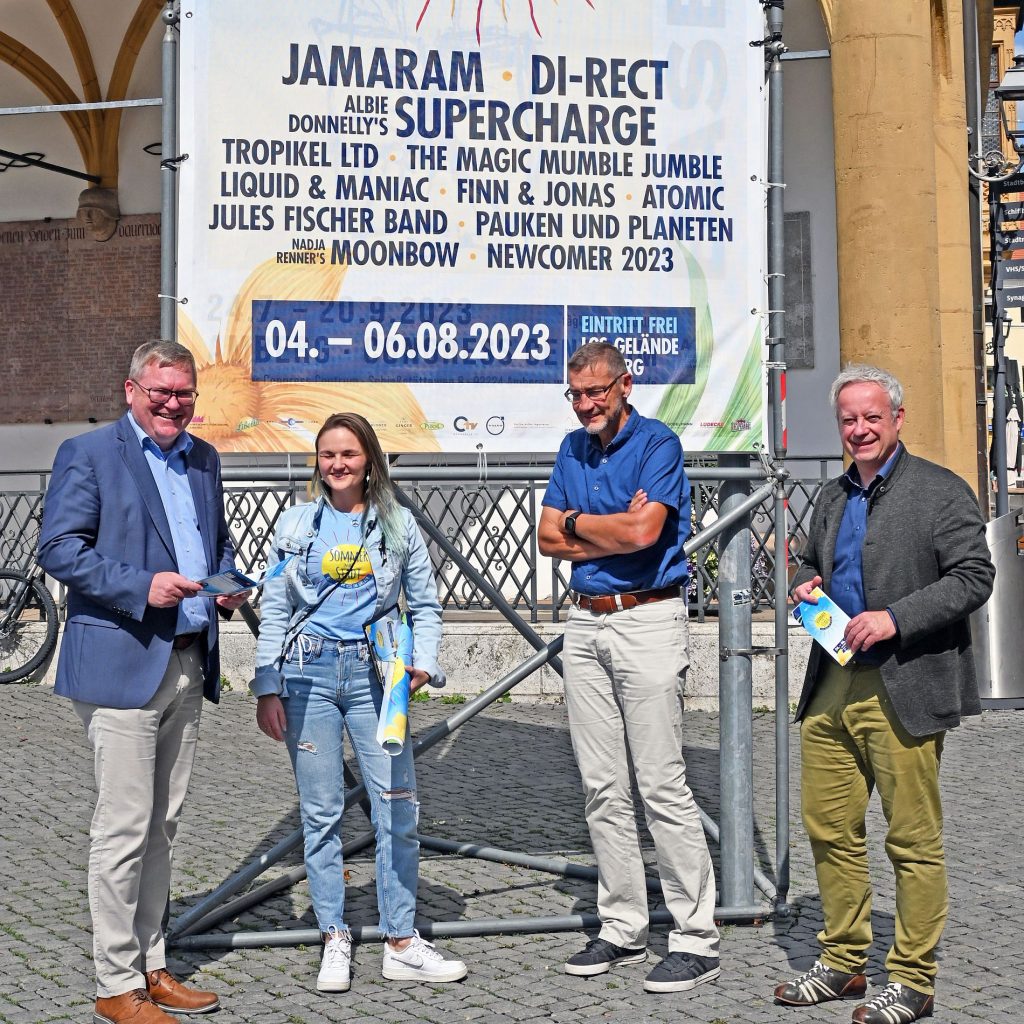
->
xmin=38 ymin=414 xmax=236 ymax=709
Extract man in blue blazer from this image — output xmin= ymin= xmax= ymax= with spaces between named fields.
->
xmin=39 ymin=341 xmax=247 ymax=1024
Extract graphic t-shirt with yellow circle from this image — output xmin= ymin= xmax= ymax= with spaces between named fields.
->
xmin=304 ymin=505 xmax=378 ymax=641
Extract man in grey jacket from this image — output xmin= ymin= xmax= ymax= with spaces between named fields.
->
xmin=773 ymin=365 xmax=994 ymax=1024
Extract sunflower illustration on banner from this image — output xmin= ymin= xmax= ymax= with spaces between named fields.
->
xmin=179 ymin=259 xmax=440 ymax=453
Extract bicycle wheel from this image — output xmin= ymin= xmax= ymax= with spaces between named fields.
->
xmin=0 ymin=570 xmax=59 ymax=683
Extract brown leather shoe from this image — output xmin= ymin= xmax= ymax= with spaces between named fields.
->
xmin=145 ymin=970 xmax=220 ymax=1015
xmin=94 ymin=989 xmax=174 ymax=1024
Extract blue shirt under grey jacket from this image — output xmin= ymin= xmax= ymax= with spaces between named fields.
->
xmin=830 ymin=444 xmax=901 ymax=622
xmin=830 ymin=443 xmax=903 ymax=666
xmin=543 ymin=409 xmax=690 ymax=596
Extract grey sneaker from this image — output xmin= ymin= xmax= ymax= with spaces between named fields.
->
xmin=643 ymin=951 xmax=721 ymax=992
xmin=852 ymin=983 xmax=934 ymax=1023
xmin=564 ymin=937 xmax=647 ymax=977
xmin=382 ymin=931 xmax=468 ymax=983
xmin=317 ymin=927 xmax=351 ymax=992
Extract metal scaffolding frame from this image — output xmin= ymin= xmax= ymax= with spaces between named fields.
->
xmin=168 ymin=461 xmax=792 ymax=951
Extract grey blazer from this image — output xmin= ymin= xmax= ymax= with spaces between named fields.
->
xmin=792 ymin=446 xmax=994 ymax=737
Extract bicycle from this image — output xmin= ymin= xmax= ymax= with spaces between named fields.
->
xmin=0 ymin=564 xmax=59 ymax=683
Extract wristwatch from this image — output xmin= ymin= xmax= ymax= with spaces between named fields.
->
xmin=564 ymin=511 xmax=579 ymax=536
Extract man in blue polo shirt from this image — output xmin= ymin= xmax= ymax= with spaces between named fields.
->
xmin=539 ymin=342 xmax=720 ymax=994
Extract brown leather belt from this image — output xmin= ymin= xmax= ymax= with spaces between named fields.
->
xmin=172 ymin=632 xmax=203 ymax=651
xmin=572 ymin=585 xmax=682 ymax=614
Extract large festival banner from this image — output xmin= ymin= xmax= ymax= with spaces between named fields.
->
xmin=178 ymin=1 xmax=767 ymax=454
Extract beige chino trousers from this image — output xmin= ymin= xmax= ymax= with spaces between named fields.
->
xmin=563 ymin=597 xmax=719 ymax=956
xmin=73 ymin=645 xmax=204 ymax=997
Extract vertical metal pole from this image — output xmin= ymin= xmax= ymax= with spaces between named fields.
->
xmin=156 ymin=44 xmax=179 ymax=928
xmin=962 ymin=0 xmax=991 ymax=500
xmin=991 ymin=178 xmax=1009 ymax=517
xmin=717 ymin=454 xmax=754 ymax=911
xmin=764 ymin=0 xmax=791 ymax=911
xmin=765 ymin=2 xmax=787 ymax=465
xmin=771 ymin=475 xmax=791 ymax=912
xmin=160 ymin=1 xmax=179 ymax=342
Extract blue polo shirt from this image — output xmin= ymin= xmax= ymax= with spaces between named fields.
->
xmin=543 ymin=410 xmax=690 ymax=596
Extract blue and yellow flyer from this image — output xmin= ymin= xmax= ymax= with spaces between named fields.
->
xmin=793 ymin=587 xmax=853 ymax=667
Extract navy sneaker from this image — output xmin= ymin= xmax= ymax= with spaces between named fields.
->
xmin=852 ymin=983 xmax=934 ymax=1023
xmin=643 ymin=951 xmax=721 ymax=993
xmin=564 ymin=937 xmax=647 ymax=977
xmin=774 ymin=960 xmax=868 ymax=1005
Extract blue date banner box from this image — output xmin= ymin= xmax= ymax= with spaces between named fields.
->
xmin=567 ymin=305 xmax=696 ymax=385
xmin=252 ymin=300 xmax=565 ymax=385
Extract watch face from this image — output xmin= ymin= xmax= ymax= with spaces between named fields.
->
xmin=566 ymin=513 xmax=577 ymax=535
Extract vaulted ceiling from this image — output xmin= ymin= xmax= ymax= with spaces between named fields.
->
xmin=1 ymin=0 xmax=164 ymax=219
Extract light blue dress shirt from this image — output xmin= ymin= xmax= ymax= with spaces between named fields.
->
xmin=128 ymin=412 xmax=211 ymax=635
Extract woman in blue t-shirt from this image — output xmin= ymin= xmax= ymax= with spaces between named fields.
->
xmin=252 ymin=412 xmax=467 ymax=993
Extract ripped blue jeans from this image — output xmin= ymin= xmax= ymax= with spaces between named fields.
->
xmin=282 ymin=634 xmax=418 ymax=937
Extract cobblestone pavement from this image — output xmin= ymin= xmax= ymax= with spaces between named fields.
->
xmin=2 ymin=683 xmax=1020 ymax=1024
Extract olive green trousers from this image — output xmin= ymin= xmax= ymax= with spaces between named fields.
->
xmin=800 ymin=661 xmax=946 ymax=995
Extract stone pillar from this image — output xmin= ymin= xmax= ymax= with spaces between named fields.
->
xmin=824 ymin=1 xmax=982 ymax=491
xmin=932 ymin=2 xmax=986 ymax=490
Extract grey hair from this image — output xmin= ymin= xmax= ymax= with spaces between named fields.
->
xmin=567 ymin=341 xmax=627 ymax=377
xmin=829 ymin=364 xmax=903 ymax=417
xmin=129 ymin=341 xmax=197 ymax=383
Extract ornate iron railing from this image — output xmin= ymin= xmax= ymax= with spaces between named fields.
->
xmin=1 ymin=457 xmax=834 ymax=622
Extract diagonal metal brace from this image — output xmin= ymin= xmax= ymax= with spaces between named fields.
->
xmin=395 ymin=485 xmax=563 ymax=676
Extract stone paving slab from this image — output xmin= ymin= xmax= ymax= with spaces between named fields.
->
xmin=2 ymin=684 xmax=1020 ymax=1023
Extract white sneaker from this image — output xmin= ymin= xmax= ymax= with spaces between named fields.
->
xmin=317 ymin=927 xmax=351 ymax=992
xmin=381 ymin=931 xmax=468 ymax=983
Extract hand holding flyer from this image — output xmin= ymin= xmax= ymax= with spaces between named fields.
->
xmin=368 ymin=612 xmax=414 ymax=756
xmin=195 ymin=556 xmax=292 ymax=596
xmin=793 ymin=587 xmax=853 ymax=667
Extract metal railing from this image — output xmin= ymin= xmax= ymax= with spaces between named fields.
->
xmin=1 ymin=456 xmax=835 ymax=621
xmin=0 ymin=478 xmax=47 ymax=573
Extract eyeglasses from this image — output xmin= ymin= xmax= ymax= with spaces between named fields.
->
xmin=563 ymin=373 xmax=625 ymax=404
xmin=131 ymin=380 xmax=199 ymax=406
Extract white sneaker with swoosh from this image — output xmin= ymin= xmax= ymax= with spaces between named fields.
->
xmin=382 ymin=931 xmax=468 ymax=983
